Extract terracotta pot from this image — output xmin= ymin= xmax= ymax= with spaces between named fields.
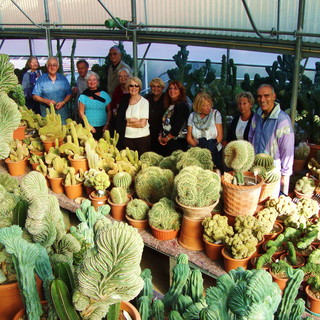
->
xmin=47 ymin=175 xmax=64 ymax=194
xmin=13 ymin=125 xmax=26 ymax=140
xmin=270 ymin=271 xmax=289 ymax=292
xmin=306 ymin=285 xmax=320 ymax=314
xmin=149 ymin=225 xmax=179 ymax=241
xmin=108 ymin=195 xmax=131 ymax=221
xmin=176 ymin=197 xmax=218 ymax=221
xmin=222 ymin=171 xmax=264 ymax=217
xmin=68 ymin=155 xmax=89 ymax=173
xmin=258 ymin=180 xmax=279 ymax=205
xmin=63 ymin=182 xmax=83 ymax=200
xmin=221 ymin=247 xmax=255 ymax=272
xmin=0 ymin=277 xmax=43 ymax=320
xmin=279 ymin=253 xmax=305 ymax=268
xmin=262 ymin=242 xmax=285 ymax=259
xmin=125 ymin=214 xmax=149 ymax=230
xmin=293 ymin=159 xmax=306 ymax=173
xmin=5 ymin=158 xmax=27 ymax=176
xmin=12 ymin=300 xmax=48 ymax=320
xmin=42 ymin=138 xmax=63 ymax=152
xmin=294 ymin=188 xmax=314 ymax=199
xmin=89 ymin=191 xmax=108 ymax=210
xmin=30 ymin=162 xmax=40 ymax=171
xmin=296 ymin=245 xmax=316 ymax=257
xmin=264 ymin=222 xmax=284 ymax=242
xmin=203 ymin=238 xmax=224 ymax=260
xmin=120 ymin=301 xmax=141 ymax=320
xmin=178 ymin=215 xmax=205 ymax=251
xmin=30 ymin=150 xmax=44 ymax=156
xmin=256 ymin=236 xmax=265 ymax=254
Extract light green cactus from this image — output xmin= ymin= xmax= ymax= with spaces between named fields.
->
xmin=174 ymin=166 xmax=220 ymax=207
xmin=265 ymin=165 xmax=281 ymax=183
xmin=109 ymin=187 xmax=128 ymax=204
xmin=176 ymin=147 xmax=214 ymax=171
xmin=256 ymin=207 xmax=278 ymax=234
xmin=91 ymin=170 xmax=110 ymax=192
xmin=8 ymin=139 xmax=29 ymax=161
xmin=294 ymin=142 xmax=310 ymax=160
xmin=135 ymin=166 xmax=174 ymax=203
xmin=63 ymin=167 xmax=84 ymax=186
xmin=73 ymin=219 xmax=144 ymax=320
xmin=112 ymin=171 xmax=132 ymax=192
xmin=250 ymin=165 xmax=267 ymax=180
xmin=140 ymin=151 xmax=164 ymax=167
xmin=47 ymin=156 xmax=69 ymax=178
xmin=29 ymin=153 xmax=44 ymax=165
xmin=223 ymin=140 xmax=255 ymax=185
xmin=202 ymin=214 xmax=234 ymax=243
xmin=295 ymin=176 xmax=316 ymax=194
xmin=0 ymin=171 xmax=20 ymax=194
xmin=148 ymin=198 xmax=181 ymax=230
xmin=253 ymin=153 xmax=274 ymax=170
xmin=126 ymin=199 xmax=149 ymax=220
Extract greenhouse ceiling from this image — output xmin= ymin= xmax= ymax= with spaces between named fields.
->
xmin=1 ymin=0 xmax=320 ymax=58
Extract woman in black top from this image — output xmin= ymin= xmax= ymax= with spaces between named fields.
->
xmin=227 ymin=91 xmax=254 ymax=142
xmin=145 ymin=77 xmax=166 ymax=154
xmin=159 ymin=80 xmax=190 ymax=156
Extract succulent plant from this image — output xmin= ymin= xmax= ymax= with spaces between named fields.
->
xmin=294 ymin=142 xmax=310 ymax=160
xmin=176 ymin=147 xmax=214 ymax=171
xmin=8 ymin=139 xmax=29 ymax=161
xmin=253 ymin=153 xmax=274 ymax=170
xmin=126 ymin=199 xmax=149 ymax=220
xmin=295 ymin=176 xmax=316 ymax=194
xmin=109 ymin=187 xmax=128 ymax=204
xmin=63 ymin=167 xmax=84 ymax=186
xmin=202 ymin=214 xmax=234 ymax=243
xmin=112 ymin=171 xmax=132 ymax=192
xmin=148 ymin=198 xmax=181 ymax=230
xmin=140 ymin=151 xmax=164 ymax=167
xmin=265 ymin=195 xmax=297 ymax=221
xmin=223 ymin=140 xmax=255 ymax=185
xmin=134 ymin=166 xmax=174 ymax=203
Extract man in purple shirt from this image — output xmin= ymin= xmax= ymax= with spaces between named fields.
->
xmin=249 ymin=84 xmax=294 ymax=194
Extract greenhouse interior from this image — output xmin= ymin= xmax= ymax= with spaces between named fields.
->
xmin=1 ymin=0 xmax=320 ymax=319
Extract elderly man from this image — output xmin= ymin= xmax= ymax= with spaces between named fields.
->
xmin=107 ymin=46 xmax=131 ymax=97
xmin=248 ymin=84 xmax=294 ymax=194
xmin=32 ymin=56 xmax=72 ymax=124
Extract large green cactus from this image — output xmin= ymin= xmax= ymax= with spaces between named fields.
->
xmin=176 ymin=147 xmax=214 ymax=171
xmin=202 ymin=214 xmax=234 ymax=243
xmin=126 ymin=198 xmax=149 ymax=220
xmin=73 ymin=220 xmax=144 ymax=320
xmin=134 ymin=166 xmax=174 ymax=203
xmin=148 ymin=198 xmax=181 ymax=230
xmin=174 ymin=166 xmax=220 ymax=207
xmin=223 ymin=140 xmax=255 ymax=185
xmin=140 ymin=151 xmax=164 ymax=167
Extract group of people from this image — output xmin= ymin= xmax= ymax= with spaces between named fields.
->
xmin=21 ymin=47 xmax=294 ymax=195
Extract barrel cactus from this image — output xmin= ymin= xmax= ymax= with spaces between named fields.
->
xmin=174 ymin=166 xmax=220 ymax=207
xmin=148 ymin=198 xmax=181 ymax=230
xmin=134 ymin=166 xmax=174 ymax=203
xmin=112 ymin=171 xmax=132 ymax=192
xmin=223 ymin=140 xmax=255 ymax=185
xmin=254 ymin=153 xmax=274 ymax=170
xmin=109 ymin=187 xmax=128 ymax=204
xmin=126 ymin=199 xmax=149 ymax=220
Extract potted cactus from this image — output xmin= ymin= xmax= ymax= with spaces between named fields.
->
xmin=62 ymin=167 xmax=84 ymax=199
xmin=5 ymin=139 xmax=29 ymax=176
xmin=148 ymin=198 xmax=182 ymax=241
xmin=294 ymin=176 xmax=316 ymax=199
xmin=222 ymin=140 xmax=263 ymax=217
xmin=46 ymin=155 xmax=68 ymax=194
xmin=269 ymin=260 xmax=294 ymax=292
xmin=293 ymin=142 xmax=310 ymax=173
xmin=125 ymin=198 xmax=150 ymax=229
xmin=108 ymin=186 xmax=131 ymax=221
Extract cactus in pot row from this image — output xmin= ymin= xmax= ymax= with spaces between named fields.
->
xmin=7 ymin=139 xmax=29 ymax=162
xmin=295 ymin=176 xmax=316 ymax=196
xmin=126 ymin=199 xmax=149 ymax=220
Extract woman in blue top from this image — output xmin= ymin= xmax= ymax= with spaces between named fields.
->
xmin=79 ymin=71 xmax=112 ymax=140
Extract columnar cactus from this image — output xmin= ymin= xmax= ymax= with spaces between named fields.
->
xmin=223 ymin=140 xmax=255 ymax=185
xmin=174 ymin=166 xmax=220 ymax=207
xmin=126 ymin=199 xmax=149 ymax=220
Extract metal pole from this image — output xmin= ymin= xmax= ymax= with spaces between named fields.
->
xmin=131 ymin=0 xmax=138 ymax=76
xmin=43 ymin=0 xmax=52 ymax=57
xmin=290 ymin=0 xmax=305 ymax=128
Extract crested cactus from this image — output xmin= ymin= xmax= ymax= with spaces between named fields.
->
xmin=112 ymin=171 xmax=132 ymax=192
xmin=134 ymin=166 xmax=174 ymax=203
xmin=73 ymin=219 xmax=144 ymax=320
xmin=83 ymin=170 xmax=110 ymax=192
xmin=223 ymin=140 xmax=255 ymax=185
xmin=148 ymin=198 xmax=181 ymax=230
xmin=202 ymin=214 xmax=234 ymax=243
xmin=174 ymin=166 xmax=220 ymax=207
xmin=63 ymin=167 xmax=84 ymax=186
xmin=176 ymin=147 xmax=214 ymax=171
xmin=126 ymin=198 xmax=149 ymax=220
xmin=8 ymin=139 xmax=29 ymax=161
xmin=295 ymin=176 xmax=316 ymax=194
xmin=109 ymin=187 xmax=128 ymax=204
xmin=140 ymin=151 xmax=164 ymax=167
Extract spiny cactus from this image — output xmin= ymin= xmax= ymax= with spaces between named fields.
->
xmin=134 ymin=166 xmax=174 ymax=203
xmin=148 ymin=198 xmax=181 ymax=230
xmin=254 ymin=153 xmax=274 ymax=170
xmin=109 ymin=187 xmax=128 ymax=204
xmin=174 ymin=166 xmax=220 ymax=207
xmin=295 ymin=176 xmax=316 ymax=194
xmin=140 ymin=151 xmax=164 ymax=167
xmin=250 ymin=165 xmax=267 ymax=180
xmin=112 ymin=171 xmax=132 ymax=192
xmin=202 ymin=214 xmax=234 ymax=243
xmin=223 ymin=140 xmax=255 ymax=185
xmin=176 ymin=147 xmax=214 ymax=171
xmin=126 ymin=199 xmax=149 ymax=220
xmin=294 ymin=142 xmax=310 ymax=160
xmin=265 ymin=166 xmax=281 ymax=183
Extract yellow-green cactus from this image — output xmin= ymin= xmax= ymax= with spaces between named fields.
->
xmin=202 ymin=214 xmax=234 ymax=243
xmin=8 ymin=139 xmax=29 ymax=161
xmin=47 ymin=156 xmax=68 ymax=178
xmin=295 ymin=176 xmax=316 ymax=194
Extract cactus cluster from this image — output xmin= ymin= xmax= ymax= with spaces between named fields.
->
xmin=140 ymin=151 xmax=164 ymax=167
xmin=8 ymin=139 xmax=29 ymax=161
xmin=148 ymin=198 xmax=181 ymax=230
xmin=126 ymin=199 xmax=149 ymax=220
xmin=63 ymin=167 xmax=84 ymax=186
xmin=295 ymin=176 xmax=316 ymax=194
xmin=176 ymin=147 xmax=214 ymax=171
xmin=254 ymin=153 xmax=274 ymax=170
xmin=223 ymin=140 xmax=255 ymax=185
xmin=174 ymin=166 xmax=220 ymax=207
xmin=202 ymin=214 xmax=234 ymax=243
xmin=294 ymin=142 xmax=310 ymax=160
xmin=83 ymin=169 xmax=110 ymax=191
xmin=112 ymin=171 xmax=132 ymax=192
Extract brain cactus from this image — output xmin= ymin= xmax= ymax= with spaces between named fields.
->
xmin=174 ymin=166 xmax=220 ymax=207
xmin=176 ymin=147 xmax=214 ymax=171
xmin=223 ymin=140 xmax=255 ymax=185
xmin=140 ymin=152 xmax=164 ymax=167
xmin=126 ymin=198 xmax=149 ymax=220
xmin=253 ymin=153 xmax=274 ymax=170
xmin=109 ymin=187 xmax=128 ymax=204
xmin=148 ymin=198 xmax=181 ymax=230
xmin=134 ymin=166 xmax=174 ymax=203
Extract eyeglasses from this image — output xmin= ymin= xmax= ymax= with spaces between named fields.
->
xmin=129 ymin=84 xmax=139 ymax=88
xmin=48 ymin=64 xmax=58 ymax=67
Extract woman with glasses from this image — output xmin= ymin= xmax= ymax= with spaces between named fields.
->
xmin=158 ymin=80 xmax=190 ymax=156
xmin=116 ymin=77 xmax=150 ymax=154
xmin=145 ymin=78 xmax=166 ymax=154
xmin=78 ymin=71 xmax=112 ymax=140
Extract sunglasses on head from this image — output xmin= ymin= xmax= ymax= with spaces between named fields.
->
xmin=129 ymin=84 xmax=139 ymax=88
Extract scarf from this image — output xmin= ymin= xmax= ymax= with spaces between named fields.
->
xmin=193 ymin=109 xmax=215 ymax=130
xmin=82 ymin=88 xmax=106 ymax=103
